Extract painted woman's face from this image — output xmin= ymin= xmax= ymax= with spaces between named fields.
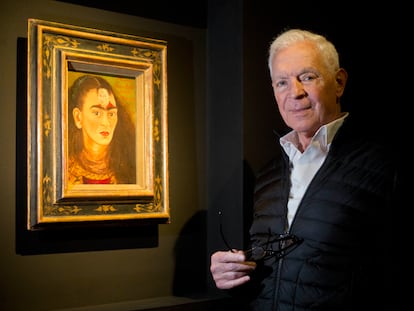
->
xmin=73 ymin=87 xmax=118 ymax=147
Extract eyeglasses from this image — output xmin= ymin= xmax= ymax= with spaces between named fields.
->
xmin=218 ymin=211 xmax=303 ymax=261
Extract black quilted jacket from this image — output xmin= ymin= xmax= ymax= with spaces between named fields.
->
xmin=233 ymin=117 xmax=399 ymax=311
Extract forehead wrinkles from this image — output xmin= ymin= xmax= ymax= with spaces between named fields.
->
xmin=272 ymin=42 xmax=323 ymax=76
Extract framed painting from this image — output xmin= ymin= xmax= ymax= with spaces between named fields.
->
xmin=27 ymin=18 xmax=169 ymax=230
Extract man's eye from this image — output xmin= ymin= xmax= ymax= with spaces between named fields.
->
xmin=300 ymin=73 xmax=317 ymax=82
xmin=275 ymin=80 xmax=287 ymax=88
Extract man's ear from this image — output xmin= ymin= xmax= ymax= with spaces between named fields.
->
xmin=335 ymin=68 xmax=348 ymax=97
xmin=73 ymin=107 xmax=82 ymax=129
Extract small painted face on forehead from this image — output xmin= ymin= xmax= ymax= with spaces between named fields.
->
xmin=97 ymin=88 xmax=116 ymax=109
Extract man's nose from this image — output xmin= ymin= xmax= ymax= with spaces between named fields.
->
xmin=289 ymin=79 xmax=305 ymax=97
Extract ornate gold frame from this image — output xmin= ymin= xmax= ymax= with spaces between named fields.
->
xmin=27 ymin=19 xmax=169 ymax=229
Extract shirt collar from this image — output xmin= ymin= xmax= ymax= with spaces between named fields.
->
xmin=280 ymin=112 xmax=349 ymax=153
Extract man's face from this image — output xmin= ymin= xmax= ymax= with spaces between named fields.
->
xmin=271 ymin=41 xmax=344 ymax=138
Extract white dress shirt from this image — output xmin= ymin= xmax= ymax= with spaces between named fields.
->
xmin=279 ymin=113 xmax=348 ymax=227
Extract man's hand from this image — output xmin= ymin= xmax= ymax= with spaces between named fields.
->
xmin=210 ymin=250 xmax=256 ymax=289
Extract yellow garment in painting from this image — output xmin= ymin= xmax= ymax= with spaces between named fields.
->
xmin=67 ymin=156 xmax=117 ymax=184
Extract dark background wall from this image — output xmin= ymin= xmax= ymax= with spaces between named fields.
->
xmin=0 ymin=0 xmax=402 ymax=310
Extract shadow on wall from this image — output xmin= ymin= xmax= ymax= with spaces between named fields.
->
xmin=172 ymin=210 xmax=207 ymax=296
xmin=172 ymin=160 xmax=256 ymax=297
